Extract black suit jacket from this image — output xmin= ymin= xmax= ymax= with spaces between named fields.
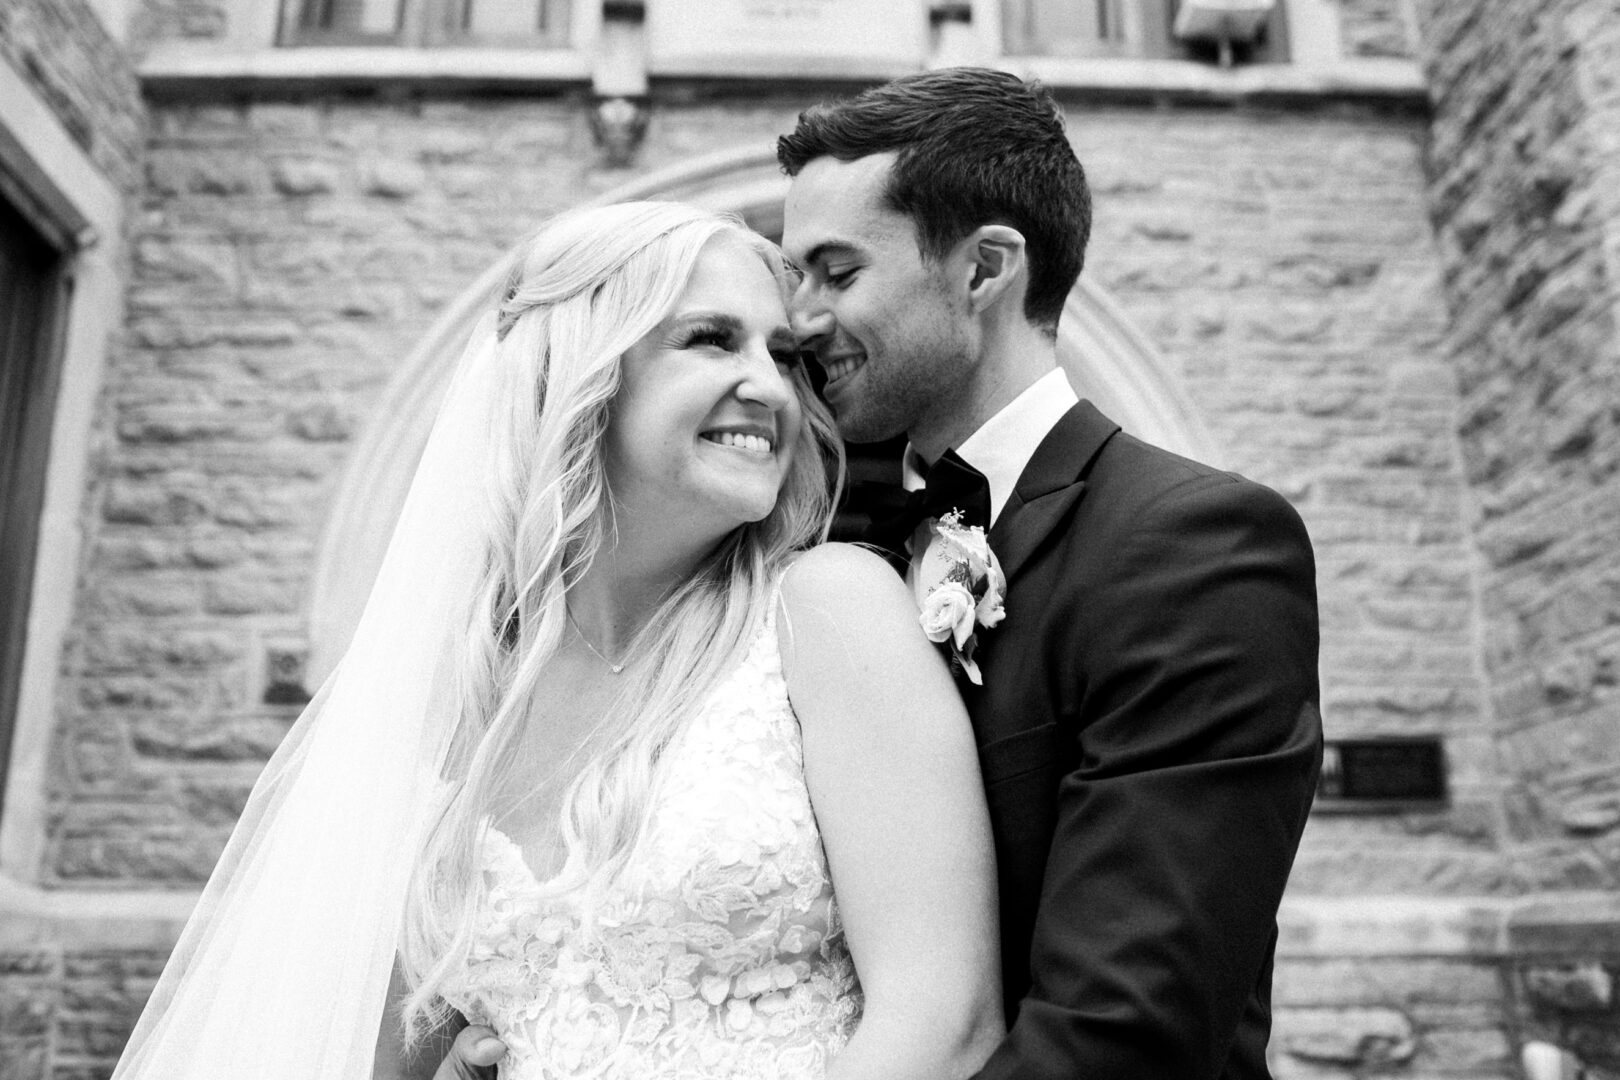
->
xmin=961 ymin=401 xmax=1321 ymax=1080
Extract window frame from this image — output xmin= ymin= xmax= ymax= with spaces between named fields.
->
xmin=278 ymin=0 xmax=576 ymax=49
xmin=1000 ymin=0 xmax=1291 ymax=64
xmin=0 ymin=57 xmax=126 ymax=885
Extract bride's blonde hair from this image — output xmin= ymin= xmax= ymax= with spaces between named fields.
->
xmin=397 ymin=201 xmax=843 ymax=1038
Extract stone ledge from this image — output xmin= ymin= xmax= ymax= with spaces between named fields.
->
xmin=137 ymin=44 xmax=594 ymax=97
xmin=136 ymin=44 xmax=1428 ymax=108
xmin=13 ymin=885 xmax=1606 ymax=961
xmin=1005 ymin=56 xmax=1429 ymax=107
xmin=1 ymin=883 xmax=1523 ymax=956
xmin=1278 ymin=895 xmax=1514 ymax=957
xmin=0 ymin=877 xmax=192 ymax=952
xmin=1508 ymin=892 xmax=1620 ymax=957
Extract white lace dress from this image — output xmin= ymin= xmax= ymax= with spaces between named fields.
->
xmin=440 ymin=609 xmax=863 ymax=1079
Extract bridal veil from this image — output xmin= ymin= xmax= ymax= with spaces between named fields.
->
xmin=111 ymin=313 xmax=505 ymax=1078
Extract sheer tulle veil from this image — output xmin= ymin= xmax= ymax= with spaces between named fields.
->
xmin=111 ymin=312 xmax=506 ymax=1079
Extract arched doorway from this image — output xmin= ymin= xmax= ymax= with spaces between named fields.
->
xmin=306 ymin=145 xmax=1219 ymax=680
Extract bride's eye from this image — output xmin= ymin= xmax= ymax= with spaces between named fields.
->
xmin=681 ymin=325 xmax=733 ymax=350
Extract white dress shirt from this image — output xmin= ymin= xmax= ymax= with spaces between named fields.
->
xmin=902 ymin=367 xmax=1080 ymax=528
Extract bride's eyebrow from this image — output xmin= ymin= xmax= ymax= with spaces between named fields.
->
xmin=671 ymin=311 xmax=744 ymax=332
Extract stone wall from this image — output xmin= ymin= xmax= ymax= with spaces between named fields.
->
xmin=0 ymin=0 xmax=144 ymax=193
xmin=1074 ymin=103 xmax=1502 ymax=895
xmin=1417 ymin=0 xmax=1620 ymax=891
xmin=1273 ymin=953 xmax=1516 ymax=1078
xmin=5 ymin=21 xmax=1525 ymax=1073
xmin=23 ymin=84 xmax=1509 ymax=1076
xmin=1414 ymin=0 xmax=1620 ymax=1071
xmin=44 ymin=93 xmax=1490 ymax=898
xmin=0 ymin=947 xmax=163 ymax=1080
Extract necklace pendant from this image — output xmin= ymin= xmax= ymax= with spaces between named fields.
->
xmin=566 ymin=605 xmax=627 ymax=674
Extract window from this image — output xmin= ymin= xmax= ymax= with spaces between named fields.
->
xmin=1002 ymin=0 xmax=1290 ymax=63
xmin=1003 ymin=0 xmax=1156 ymax=58
xmin=281 ymin=0 xmax=573 ymax=47
xmin=0 ymin=192 xmax=70 ymax=819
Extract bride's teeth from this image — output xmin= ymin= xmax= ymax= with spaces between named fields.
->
xmin=707 ymin=432 xmax=773 ymax=453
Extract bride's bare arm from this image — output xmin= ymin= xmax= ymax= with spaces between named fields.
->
xmin=782 ymin=543 xmax=1004 ymax=1080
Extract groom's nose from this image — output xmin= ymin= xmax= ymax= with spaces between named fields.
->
xmin=789 ymin=288 xmax=834 ymax=346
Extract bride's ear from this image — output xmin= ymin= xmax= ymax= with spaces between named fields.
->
xmin=958 ymin=225 xmax=1027 ymax=316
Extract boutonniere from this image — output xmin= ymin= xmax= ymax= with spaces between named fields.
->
xmin=913 ymin=509 xmax=1007 ymax=685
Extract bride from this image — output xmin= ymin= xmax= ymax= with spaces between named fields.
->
xmin=112 ymin=202 xmax=1002 ymax=1080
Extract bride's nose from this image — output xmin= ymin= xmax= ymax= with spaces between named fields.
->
xmin=736 ymin=344 xmax=794 ymax=412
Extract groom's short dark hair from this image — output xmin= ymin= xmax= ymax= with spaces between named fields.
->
xmin=777 ymin=66 xmax=1090 ymax=334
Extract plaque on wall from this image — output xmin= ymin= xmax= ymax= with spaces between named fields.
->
xmin=647 ymin=0 xmax=929 ymax=78
xmin=1314 ymin=736 xmax=1448 ymax=813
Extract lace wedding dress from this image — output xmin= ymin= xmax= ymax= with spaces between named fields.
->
xmin=440 ymin=606 xmax=864 ymax=1079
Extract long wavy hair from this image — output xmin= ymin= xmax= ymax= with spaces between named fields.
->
xmin=396 ymin=201 xmax=843 ymax=1039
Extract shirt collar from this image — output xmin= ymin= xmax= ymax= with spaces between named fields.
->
xmin=902 ymin=368 xmax=1079 ymax=526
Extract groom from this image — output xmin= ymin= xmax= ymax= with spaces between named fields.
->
xmin=439 ymin=67 xmax=1321 ymax=1078
xmin=776 ymin=68 xmax=1321 ymax=1079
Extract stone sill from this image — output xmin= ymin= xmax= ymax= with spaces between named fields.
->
xmin=137 ymin=43 xmax=1428 ymax=108
xmin=1004 ymin=55 xmax=1428 ymax=107
xmin=0 ymin=878 xmax=1540 ymax=957
xmin=1508 ymin=891 xmax=1620 ymax=956
xmin=1277 ymin=895 xmax=1515 ymax=958
xmin=17 ymin=879 xmax=1599 ymax=962
xmin=0 ymin=875 xmax=193 ymax=952
xmin=138 ymin=44 xmax=595 ymax=97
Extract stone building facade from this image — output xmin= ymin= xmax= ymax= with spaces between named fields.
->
xmin=0 ymin=0 xmax=1616 ymax=1077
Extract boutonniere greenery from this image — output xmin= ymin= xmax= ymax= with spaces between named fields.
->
xmin=912 ymin=509 xmax=1007 ymax=685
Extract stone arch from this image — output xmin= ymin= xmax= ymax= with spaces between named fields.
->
xmin=307 ymin=145 xmax=1219 ymax=680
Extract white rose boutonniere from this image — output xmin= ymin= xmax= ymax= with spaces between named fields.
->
xmin=912 ymin=509 xmax=1007 ymax=685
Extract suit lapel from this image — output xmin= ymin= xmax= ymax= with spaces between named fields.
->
xmin=988 ymin=401 xmax=1120 ymax=583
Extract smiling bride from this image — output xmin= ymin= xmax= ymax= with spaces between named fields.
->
xmin=110 ymin=201 xmax=1003 ymax=1080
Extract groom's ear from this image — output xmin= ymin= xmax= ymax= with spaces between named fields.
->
xmin=958 ymin=225 xmax=1028 ymax=316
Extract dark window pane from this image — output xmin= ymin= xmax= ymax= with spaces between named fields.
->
xmin=455 ymin=0 xmax=571 ymax=43
xmin=0 ymin=194 xmax=68 ymax=821
xmin=289 ymin=0 xmax=402 ymax=41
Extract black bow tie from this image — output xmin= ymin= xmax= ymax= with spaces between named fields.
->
xmin=862 ymin=449 xmax=991 ymax=565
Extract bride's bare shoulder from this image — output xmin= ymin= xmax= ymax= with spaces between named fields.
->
xmin=777 ymin=543 xmax=927 ymax=672
xmin=782 ymin=541 xmax=904 ymax=597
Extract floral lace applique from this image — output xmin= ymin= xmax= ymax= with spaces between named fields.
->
xmin=441 ymin=608 xmax=863 ymax=1079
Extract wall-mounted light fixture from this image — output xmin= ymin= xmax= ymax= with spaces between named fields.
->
xmin=929 ymin=2 xmax=984 ymax=68
xmin=591 ymin=0 xmax=649 ymax=167
xmin=1172 ymin=0 xmax=1276 ymax=68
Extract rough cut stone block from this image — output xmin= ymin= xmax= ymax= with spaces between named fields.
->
xmin=1274 ymin=1006 xmax=1417 ymax=1065
xmin=1523 ymin=962 xmax=1614 ymax=1011
xmin=1414 ymin=1026 xmax=1515 ymax=1070
xmin=1274 ymin=958 xmax=1506 ymax=1008
xmin=129 ymin=714 xmax=290 ymax=763
xmin=0 ymin=955 xmax=54 ymax=978
xmin=0 ymin=985 xmax=53 ymax=1039
xmin=0 ymin=1039 xmax=47 ymax=1080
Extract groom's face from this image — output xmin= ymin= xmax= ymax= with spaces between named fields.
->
xmin=782 ymin=153 xmax=974 ymax=446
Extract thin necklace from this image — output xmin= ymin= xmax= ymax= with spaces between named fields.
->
xmin=565 ymin=606 xmax=625 ymax=674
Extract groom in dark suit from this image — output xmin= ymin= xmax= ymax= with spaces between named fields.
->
xmin=776 ymin=68 xmax=1321 ymax=1079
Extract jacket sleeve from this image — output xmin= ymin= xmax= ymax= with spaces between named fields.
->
xmin=974 ymin=473 xmax=1322 ymax=1080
